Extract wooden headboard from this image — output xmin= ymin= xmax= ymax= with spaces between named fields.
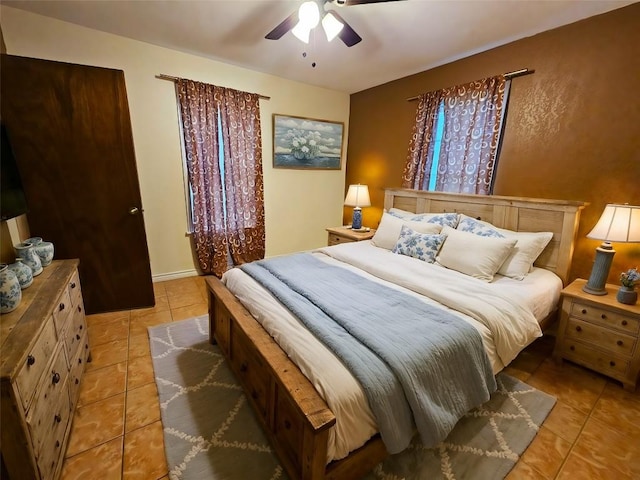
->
xmin=384 ymin=188 xmax=588 ymax=286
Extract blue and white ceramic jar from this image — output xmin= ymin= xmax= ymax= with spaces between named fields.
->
xmin=0 ymin=264 xmax=22 ymax=313
xmin=14 ymin=242 xmax=43 ymax=276
xmin=8 ymin=258 xmax=33 ymax=289
xmin=25 ymin=237 xmax=55 ymax=267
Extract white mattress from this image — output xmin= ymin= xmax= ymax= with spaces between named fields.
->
xmin=222 ymin=241 xmax=562 ymax=462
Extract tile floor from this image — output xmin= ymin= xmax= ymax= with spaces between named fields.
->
xmin=60 ymin=276 xmax=640 ymax=479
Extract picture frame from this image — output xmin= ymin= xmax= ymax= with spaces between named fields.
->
xmin=272 ymin=114 xmax=344 ymax=170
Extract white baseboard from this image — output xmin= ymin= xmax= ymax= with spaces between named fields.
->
xmin=152 ymin=269 xmax=199 ymax=282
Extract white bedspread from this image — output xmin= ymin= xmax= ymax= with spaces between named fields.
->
xmin=222 ymin=241 xmax=561 ymax=462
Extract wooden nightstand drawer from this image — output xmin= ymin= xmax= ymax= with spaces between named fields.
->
xmin=328 ymin=233 xmax=353 ymax=246
xmin=570 ymin=302 xmax=638 ymax=334
xmin=565 ymin=317 xmax=636 ymax=356
xmin=559 ymin=340 xmax=629 ymax=378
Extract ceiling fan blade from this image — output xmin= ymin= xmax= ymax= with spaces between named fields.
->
xmin=341 ymin=0 xmax=406 ymax=5
xmin=265 ymin=10 xmax=298 ymax=40
xmin=329 ymin=10 xmax=362 ymax=47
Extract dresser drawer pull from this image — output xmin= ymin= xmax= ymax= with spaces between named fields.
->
xmin=569 ymin=345 xmax=575 ymax=351
xmin=622 ymin=320 xmax=628 ymax=326
xmin=54 ymin=414 xmax=62 ymax=423
xmin=70 ymin=282 xmax=76 ymax=289
xmin=575 ymin=326 xmax=582 ymax=332
xmin=27 ymin=355 xmax=36 ymax=366
xmin=75 ymin=378 xmax=79 ymax=385
xmin=601 ymin=314 xmax=607 ymax=320
xmin=609 ymin=361 xmax=616 ymax=367
xmin=55 ymin=440 xmax=60 ymax=448
xmin=617 ymin=340 xmax=623 ymax=346
xmin=76 ymin=334 xmax=81 ymax=340
xmin=59 ymin=303 xmax=65 ymax=311
xmin=581 ymin=309 xmax=587 ymax=314
xmin=240 ymin=363 xmax=248 ymax=373
xmin=78 ymin=358 xmax=83 ymax=365
xmin=77 ymin=306 xmax=82 ymax=313
xmin=52 ymin=372 xmax=61 ymax=384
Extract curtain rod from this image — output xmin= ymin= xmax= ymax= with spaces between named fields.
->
xmin=156 ymin=74 xmax=271 ymax=100
xmin=406 ymin=68 xmax=534 ymax=102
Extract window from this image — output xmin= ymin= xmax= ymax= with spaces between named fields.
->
xmin=402 ymin=76 xmax=510 ymax=195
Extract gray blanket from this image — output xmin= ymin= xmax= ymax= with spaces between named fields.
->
xmin=240 ymin=253 xmax=496 ymax=453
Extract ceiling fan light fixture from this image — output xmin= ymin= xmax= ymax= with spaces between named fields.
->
xmin=292 ymin=21 xmax=312 ymax=43
xmin=322 ymin=12 xmax=344 ymax=42
xmin=298 ymin=1 xmax=320 ymax=29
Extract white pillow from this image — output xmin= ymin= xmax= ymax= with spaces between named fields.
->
xmin=436 ymin=226 xmax=517 ymax=282
xmin=457 ymin=214 xmax=553 ymax=280
xmin=495 ymin=229 xmax=554 ymax=280
xmin=372 ymin=213 xmax=442 ymax=250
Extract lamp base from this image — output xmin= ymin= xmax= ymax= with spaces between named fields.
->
xmin=582 ymin=243 xmax=615 ymax=296
xmin=351 ymin=207 xmax=362 ymax=230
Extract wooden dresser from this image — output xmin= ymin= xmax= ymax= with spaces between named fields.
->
xmin=554 ymin=278 xmax=640 ymax=391
xmin=1 ymin=259 xmax=91 ymax=479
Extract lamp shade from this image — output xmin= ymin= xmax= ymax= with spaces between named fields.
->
xmin=587 ymin=204 xmax=640 ymax=243
xmin=344 ymin=184 xmax=371 ymax=207
xmin=322 ymin=12 xmax=344 ymax=41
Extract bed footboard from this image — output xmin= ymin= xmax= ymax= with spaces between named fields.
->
xmin=206 ymin=276 xmax=388 ymax=479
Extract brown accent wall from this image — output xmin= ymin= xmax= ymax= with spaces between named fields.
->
xmin=346 ymin=3 xmax=640 ymax=284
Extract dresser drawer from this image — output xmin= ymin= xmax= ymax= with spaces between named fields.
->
xmin=565 ymin=317 xmax=636 ymax=356
xmin=328 ymin=233 xmax=353 ymax=246
xmin=560 ymin=340 xmax=629 ymax=378
xmin=570 ymin=302 xmax=639 ymax=334
xmin=63 ymin=302 xmax=87 ymax=362
xmin=69 ymin=331 xmax=90 ymax=409
xmin=26 ymin=346 xmax=69 ymax=455
xmin=36 ymin=377 xmax=71 ymax=480
xmin=16 ymin=316 xmax=58 ymax=412
xmin=274 ymin=388 xmax=303 ymax=473
xmin=52 ymin=288 xmax=73 ymax=335
xmin=67 ymin=270 xmax=82 ymax=308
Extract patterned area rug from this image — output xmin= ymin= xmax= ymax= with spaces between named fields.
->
xmin=149 ymin=316 xmax=556 ymax=480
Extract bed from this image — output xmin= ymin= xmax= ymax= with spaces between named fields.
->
xmin=205 ymin=188 xmax=587 ymax=480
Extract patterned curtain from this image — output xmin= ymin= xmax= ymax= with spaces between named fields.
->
xmin=176 ymin=79 xmax=265 ymax=276
xmin=401 ymin=90 xmax=444 ymax=189
xmin=402 ymin=75 xmax=508 ymax=194
xmin=216 ymin=87 xmax=265 ymax=267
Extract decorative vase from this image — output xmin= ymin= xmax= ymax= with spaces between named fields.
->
xmin=0 ymin=264 xmax=22 ymax=313
xmin=8 ymin=258 xmax=33 ymax=289
xmin=616 ymin=286 xmax=638 ymax=305
xmin=14 ymin=242 xmax=43 ymax=277
xmin=26 ymin=237 xmax=55 ymax=267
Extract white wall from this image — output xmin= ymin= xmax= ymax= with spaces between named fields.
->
xmin=0 ymin=6 xmax=350 ymax=279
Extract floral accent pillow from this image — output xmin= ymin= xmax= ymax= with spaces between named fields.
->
xmin=387 ymin=208 xmax=459 ymax=228
xmin=456 ymin=215 xmax=504 ymax=238
xmin=392 ymin=225 xmax=447 ymax=264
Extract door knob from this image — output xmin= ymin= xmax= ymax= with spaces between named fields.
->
xmin=128 ymin=207 xmax=140 ymax=215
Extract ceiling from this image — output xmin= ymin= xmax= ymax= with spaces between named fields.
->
xmin=3 ymin=0 xmax=635 ymax=93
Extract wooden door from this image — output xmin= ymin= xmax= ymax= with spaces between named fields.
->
xmin=1 ymin=54 xmax=154 ymax=314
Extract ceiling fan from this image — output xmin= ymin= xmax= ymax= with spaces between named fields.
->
xmin=265 ymin=0 xmax=404 ymax=48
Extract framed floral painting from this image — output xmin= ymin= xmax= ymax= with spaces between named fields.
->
xmin=272 ymin=114 xmax=344 ymax=169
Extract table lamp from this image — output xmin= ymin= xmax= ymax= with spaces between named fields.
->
xmin=583 ymin=203 xmax=640 ymax=295
xmin=344 ymin=184 xmax=371 ymax=230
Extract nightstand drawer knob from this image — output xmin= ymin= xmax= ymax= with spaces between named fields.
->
xmin=609 ymin=361 xmax=616 ymax=367
xmin=581 ymin=309 xmax=587 ymax=314
xmin=570 ymin=345 xmax=575 ymax=351
xmin=575 ymin=326 xmax=582 ymax=332
xmin=617 ymin=340 xmax=623 ymax=346
xmin=27 ymin=355 xmax=36 ymax=366
xmin=622 ymin=320 xmax=628 ymax=326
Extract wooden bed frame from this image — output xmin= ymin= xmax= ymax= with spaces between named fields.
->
xmin=206 ymin=189 xmax=587 ymax=480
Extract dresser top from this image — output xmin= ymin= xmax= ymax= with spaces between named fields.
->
xmin=563 ymin=278 xmax=640 ymax=316
xmin=1 ymin=259 xmax=79 ymax=379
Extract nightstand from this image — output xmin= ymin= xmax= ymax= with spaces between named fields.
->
xmin=553 ymin=278 xmax=640 ymax=391
xmin=326 ymin=226 xmax=375 ymax=246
